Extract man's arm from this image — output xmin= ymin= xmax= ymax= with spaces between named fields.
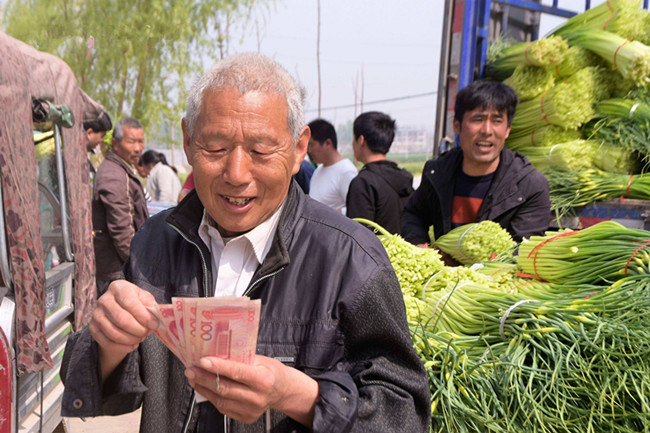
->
xmin=98 ymin=174 xmax=139 ymax=261
xmin=508 ymin=172 xmax=551 ymax=242
xmin=402 ymin=176 xmax=435 ymax=245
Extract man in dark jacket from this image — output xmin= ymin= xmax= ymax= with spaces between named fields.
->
xmin=402 ymin=80 xmax=550 ymax=246
xmin=92 ymin=117 xmax=148 ymax=295
xmin=346 ymin=111 xmax=413 ymax=235
xmin=61 ymin=53 xmax=430 ymax=433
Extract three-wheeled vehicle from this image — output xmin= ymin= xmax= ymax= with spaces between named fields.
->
xmin=0 ymin=30 xmax=103 ymax=432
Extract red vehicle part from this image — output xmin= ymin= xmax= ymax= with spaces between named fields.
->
xmin=0 ymin=327 xmax=13 ymax=433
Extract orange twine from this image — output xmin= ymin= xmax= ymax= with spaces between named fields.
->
xmin=524 ymin=43 xmax=534 ymax=65
xmin=613 ymin=40 xmax=629 ymax=71
xmin=540 ymin=87 xmax=552 ymax=125
xmin=620 ymin=174 xmax=634 ymax=202
xmin=603 ymin=0 xmax=616 ymax=31
xmin=583 ymin=290 xmax=602 ymax=300
xmin=527 ymin=231 xmax=579 ymax=279
xmin=625 ymin=239 xmax=650 ymax=276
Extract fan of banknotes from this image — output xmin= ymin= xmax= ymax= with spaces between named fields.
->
xmin=149 ymin=296 xmax=261 ymax=367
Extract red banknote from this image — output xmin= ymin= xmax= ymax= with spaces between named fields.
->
xmin=150 ymin=296 xmax=261 ymax=367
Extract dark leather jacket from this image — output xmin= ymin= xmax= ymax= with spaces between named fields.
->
xmin=92 ymin=151 xmax=148 ymax=281
xmin=61 ymin=182 xmax=431 ymax=433
xmin=402 ymin=147 xmax=551 ymax=244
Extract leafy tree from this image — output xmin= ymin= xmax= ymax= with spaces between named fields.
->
xmin=3 ymin=0 xmax=272 ymax=146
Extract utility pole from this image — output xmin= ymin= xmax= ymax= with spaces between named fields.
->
xmin=316 ymin=0 xmax=322 ymax=118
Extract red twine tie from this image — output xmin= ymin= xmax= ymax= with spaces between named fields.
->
xmin=527 ymin=231 xmax=579 ymax=279
xmin=625 ymin=239 xmax=650 ymax=276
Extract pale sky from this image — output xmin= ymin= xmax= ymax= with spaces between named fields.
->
xmin=232 ymin=1 xmax=442 ymax=130
xmin=229 ymin=1 xmax=609 ymax=132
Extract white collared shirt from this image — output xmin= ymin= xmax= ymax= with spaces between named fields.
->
xmin=198 ymin=203 xmax=284 ymax=297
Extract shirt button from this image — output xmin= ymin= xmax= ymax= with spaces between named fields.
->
xmin=73 ymin=399 xmax=84 ymax=409
xmin=430 ymin=170 xmax=435 ymax=174
xmin=517 ymin=197 xmax=523 ymax=202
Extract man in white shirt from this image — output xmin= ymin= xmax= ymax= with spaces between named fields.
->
xmin=307 ymin=119 xmax=357 ymax=213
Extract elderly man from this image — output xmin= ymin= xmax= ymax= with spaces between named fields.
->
xmin=61 ymin=53 xmax=430 ymax=433
xmin=92 ymin=117 xmax=148 ymax=295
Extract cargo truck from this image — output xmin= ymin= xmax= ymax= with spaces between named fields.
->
xmin=435 ymin=0 xmax=650 ymax=230
xmin=0 ymin=30 xmax=104 ymax=432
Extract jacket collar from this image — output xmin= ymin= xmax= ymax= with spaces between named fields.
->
xmin=165 ymin=180 xmax=304 ymax=290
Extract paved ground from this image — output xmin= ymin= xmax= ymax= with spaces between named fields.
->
xmin=62 ymin=409 xmax=141 ymax=433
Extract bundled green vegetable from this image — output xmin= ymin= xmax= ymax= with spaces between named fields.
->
xmin=353 ymin=218 xmax=444 ymax=297
xmin=516 ymin=139 xmax=640 ymax=174
xmin=564 ymin=28 xmax=650 ymax=86
xmin=510 ymin=66 xmax=612 ymax=132
xmin=484 ymin=35 xmax=569 ymax=81
xmin=413 ymin=273 xmax=650 ymax=433
xmin=506 ymin=124 xmax=581 ymax=151
xmin=507 ymin=127 xmax=582 ymax=152
xmin=433 ymin=221 xmax=515 ymax=265
xmin=545 ymin=167 xmax=650 ymax=214
xmin=596 ymin=97 xmax=650 ymax=122
xmin=550 ymin=0 xmax=646 ymax=42
xmin=588 ymin=115 xmax=650 ymax=163
xmin=504 ymin=64 xmax=555 ymax=101
xmin=516 ymin=220 xmax=650 ymax=284
xmin=552 ymin=45 xmax=605 ymax=77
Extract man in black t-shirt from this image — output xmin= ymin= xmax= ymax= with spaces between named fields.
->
xmin=402 ymin=80 xmax=551 ymax=247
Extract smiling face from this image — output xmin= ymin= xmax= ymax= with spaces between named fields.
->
xmin=183 ymin=87 xmax=309 ymax=238
xmin=454 ymin=105 xmax=511 ymax=176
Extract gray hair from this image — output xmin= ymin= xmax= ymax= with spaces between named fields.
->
xmin=185 ymin=53 xmax=306 ymax=143
xmin=113 ymin=117 xmax=143 ymax=141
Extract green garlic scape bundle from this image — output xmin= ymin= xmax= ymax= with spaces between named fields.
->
xmin=515 ymin=139 xmax=640 ymax=174
xmin=552 ymin=45 xmax=605 ymax=77
xmin=484 ymin=35 xmax=569 ymax=81
xmin=509 ymin=66 xmax=612 ymax=133
xmin=506 ymin=124 xmax=581 ymax=151
xmin=504 ymin=64 xmax=555 ymax=101
xmin=564 ymin=28 xmax=650 ymax=86
xmin=516 ymin=220 xmax=650 ymax=284
xmin=550 ymin=0 xmax=646 ymax=42
xmin=545 ymin=167 xmax=650 ymax=214
xmin=433 ymin=221 xmax=516 ymax=265
xmin=353 ymin=218 xmax=444 ymax=298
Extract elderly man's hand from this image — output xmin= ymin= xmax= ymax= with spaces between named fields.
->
xmin=89 ymin=279 xmax=159 ymax=381
xmin=185 ymin=355 xmax=319 ymax=427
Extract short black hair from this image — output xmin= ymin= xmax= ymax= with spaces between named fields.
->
xmin=83 ymin=110 xmax=112 ymax=132
xmin=454 ymin=80 xmax=518 ymax=126
xmin=308 ymin=119 xmax=337 ymax=149
xmin=353 ymin=111 xmax=396 ymax=155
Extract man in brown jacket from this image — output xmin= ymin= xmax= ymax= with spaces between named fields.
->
xmin=92 ymin=117 xmax=149 ymax=295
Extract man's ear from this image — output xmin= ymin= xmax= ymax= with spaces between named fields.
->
xmin=181 ymin=118 xmax=193 ymax=166
xmin=292 ymin=126 xmax=310 ymax=175
xmin=323 ymin=138 xmax=334 ymax=148
xmin=453 ymin=118 xmax=461 ymax=135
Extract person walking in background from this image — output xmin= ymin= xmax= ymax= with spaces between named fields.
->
xmin=139 ymin=149 xmax=182 ymax=203
xmin=307 ymin=118 xmax=357 ymax=213
xmin=346 ymin=111 xmax=413 ymax=235
xmin=92 ymin=117 xmax=149 ymax=295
